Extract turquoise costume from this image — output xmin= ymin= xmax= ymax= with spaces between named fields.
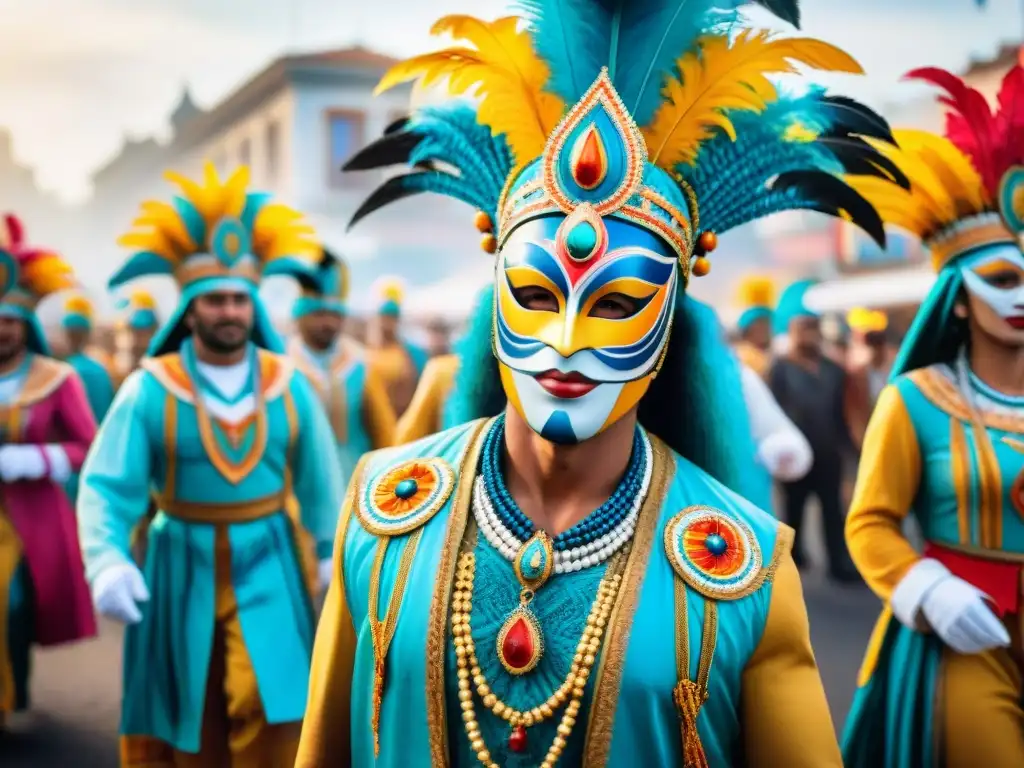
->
xmin=60 ymin=294 xmax=115 ymax=504
xmin=77 ymin=164 xmax=343 ymax=761
xmin=841 ymin=64 xmax=1024 ymax=766
xmin=298 ymin=1 xmax=904 ymax=765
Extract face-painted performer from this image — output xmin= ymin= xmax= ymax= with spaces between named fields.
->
xmin=76 ymin=164 xmax=344 ymax=766
xmin=0 ymin=215 xmax=97 ymax=728
xmin=288 ymin=247 xmax=397 ymax=482
xmin=734 ymin=276 xmax=776 ymax=379
xmin=366 ymin=276 xmax=429 ymax=416
xmin=297 ymin=2 xmax=907 ymax=765
xmin=842 ymin=64 xmax=1024 ymax=767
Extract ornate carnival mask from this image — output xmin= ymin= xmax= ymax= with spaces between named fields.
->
xmin=493 ymin=74 xmax=696 ymax=444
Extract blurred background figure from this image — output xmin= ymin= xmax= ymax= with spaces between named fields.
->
xmin=365 ymin=277 xmax=427 ymax=416
xmin=733 ymin=275 xmax=776 ymax=379
xmin=112 ymin=290 xmax=159 ymax=387
xmin=423 ymin=315 xmax=451 ymax=357
xmin=770 ymin=279 xmax=858 ymax=582
xmin=844 ymin=307 xmax=893 ymax=451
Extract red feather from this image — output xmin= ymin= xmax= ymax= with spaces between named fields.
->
xmin=994 ymin=65 xmax=1024 ymax=169
xmin=3 ymin=214 xmax=24 ymax=248
xmin=905 ymin=66 xmax=999 ymax=192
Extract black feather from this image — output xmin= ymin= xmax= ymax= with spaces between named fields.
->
xmin=348 ymin=175 xmax=425 ymax=229
xmin=820 ymin=95 xmax=894 ymax=144
xmin=384 ymin=116 xmax=410 ymax=134
xmin=343 ymin=130 xmax=423 ymax=171
xmin=771 ymin=170 xmax=887 ymax=247
xmin=753 ymin=0 xmax=800 ymax=27
xmin=815 ymin=133 xmax=911 ymax=189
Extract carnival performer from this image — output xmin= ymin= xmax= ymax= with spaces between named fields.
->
xmin=842 ymin=64 xmax=1024 ymax=767
xmin=366 ymin=277 xmax=428 ymax=416
xmin=288 ymin=247 xmax=397 ymax=481
xmin=769 ymin=278 xmax=857 ymax=578
xmin=112 ymin=289 xmax=159 ymax=387
xmin=77 ymin=164 xmax=343 ymax=767
xmin=296 ymin=1 xmax=908 ymax=765
xmin=734 ymin=276 xmax=776 ymax=379
xmin=844 ymin=306 xmax=893 ymax=449
xmin=0 ymin=215 xmax=97 ymax=727
xmin=60 ymin=293 xmax=116 ymax=506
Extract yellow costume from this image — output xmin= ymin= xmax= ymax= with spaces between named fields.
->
xmin=365 ymin=278 xmax=428 ymax=416
xmin=394 ymin=353 xmax=458 ymax=443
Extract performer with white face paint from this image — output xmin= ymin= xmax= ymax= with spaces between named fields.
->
xmin=297 ymin=1 xmax=907 ymax=765
xmin=842 ymin=63 xmax=1024 ymax=767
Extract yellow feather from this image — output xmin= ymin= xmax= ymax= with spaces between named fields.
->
xmin=643 ymin=31 xmax=863 ymax=168
xmin=847 ymin=307 xmax=888 ymax=332
xmin=131 ymin=290 xmax=156 ymax=310
xmin=373 ymin=277 xmax=404 ymax=305
xmin=375 ymin=15 xmax=564 ymax=164
xmin=23 ymin=255 xmax=75 ymax=295
xmin=737 ymin=276 xmax=776 ymax=308
xmin=139 ymin=201 xmax=196 ymax=253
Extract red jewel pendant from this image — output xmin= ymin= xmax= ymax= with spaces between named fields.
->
xmin=509 ymin=725 xmax=528 ymax=753
xmin=496 ymin=605 xmax=544 ymax=675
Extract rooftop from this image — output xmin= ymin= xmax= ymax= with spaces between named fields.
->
xmin=962 ymin=41 xmax=1022 ymax=76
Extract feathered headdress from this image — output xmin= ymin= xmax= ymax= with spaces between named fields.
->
xmin=736 ymin=275 xmax=776 ymax=330
xmin=344 ymin=1 xmax=907 ymax=282
xmin=62 ymin=293 xmax=95 ymax=330
xmin=373 ymin=276 xmax=405 ymax=316
xmin=293 ymin=248 xmax=351 ymax=318
xmin=0 ymin=214 xmax=76 ymax=312
xmin=111 ymin=163 xmax=321 ymax=291
xmin=846 ymin=64 xmax=1024 ymax=270
xmin=114 ymin=289 xmax=160 ymax=331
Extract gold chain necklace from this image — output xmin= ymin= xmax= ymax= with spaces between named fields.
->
xmin=452 ymin=548 xmax=623 ymax=767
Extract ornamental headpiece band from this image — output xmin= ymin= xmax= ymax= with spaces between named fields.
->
xmin=847 ymin=65 xmax=1024 ymax=271
xmin=347 ymin=2 xmax=907 ymax=282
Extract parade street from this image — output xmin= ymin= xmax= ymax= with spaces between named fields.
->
xmin=2 ymin=567 xmax=880 ymax=767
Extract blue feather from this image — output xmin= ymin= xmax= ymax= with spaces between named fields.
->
xmin=515 ymin=0 xmax=730 ymax=124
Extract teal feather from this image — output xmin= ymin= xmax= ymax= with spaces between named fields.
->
xmin=515 ymin=0 xmax=733 ymax=125
xmin=171 ymin=196 xmax=206 ymax=247
xmin=240 ymin=192 xmax=271 ymax=232
xmin=107 ymin=251 xmax=174 ymax=289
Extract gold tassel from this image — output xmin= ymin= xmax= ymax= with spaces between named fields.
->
xmin=370 ymin=646 xmax=386 ymax=757
xmin=673 ymin=679 xmax=709 ymax=768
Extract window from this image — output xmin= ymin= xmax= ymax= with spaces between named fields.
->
xmin=326 ymin=110 xmax=365 ymax=186
xmin=239 ymin=138 xmax=252 ymax=169
xmin=266 ymin=121 xmax=280 ymax=184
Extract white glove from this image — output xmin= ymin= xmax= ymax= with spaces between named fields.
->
xmin=892 ymin=558 xmax=1010 ymax=655
xmin=318 ymin=558 xmax=333 ymax=592
xmin=921 ymin=576 xmax=1010 ymax=654
xmin=0 ymin=445 xmax=46 ymax=482
xmin=756 ymin=432 xmax=812 ymax=482
xmin=92 ymin=563 xmax=150 ymax=624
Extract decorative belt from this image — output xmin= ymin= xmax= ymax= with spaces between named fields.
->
xmin=155 ymin=492 xmax=284 ymax=524
xmin=925 ymin=541 xmax=1024 ymax=617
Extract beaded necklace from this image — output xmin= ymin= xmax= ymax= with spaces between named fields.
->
xmin=460 ymin=416 xmax=652 ymax=762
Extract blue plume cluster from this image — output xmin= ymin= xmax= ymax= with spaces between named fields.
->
xmin=680 ymin=89 xmax=901 ymax=246
xmin=344 ymin=102 xmax=514 ymax=227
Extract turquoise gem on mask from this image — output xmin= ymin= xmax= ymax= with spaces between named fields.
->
xmin=566 ymin=220 xmax=599 ymax=262
xmin=394 ymin=478 xmax=419 ymax=499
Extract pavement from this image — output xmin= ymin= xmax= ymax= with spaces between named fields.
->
xmin=1 ymin=507 xmax=881 ymax=766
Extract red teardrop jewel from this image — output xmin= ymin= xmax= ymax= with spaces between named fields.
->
xmin=570 ymin=125 xmax=607 ymax=190
xmin=509 ymin=725 xmax=528 ymax=753
xmin=497 ymin=606 xmax=543 ymax=675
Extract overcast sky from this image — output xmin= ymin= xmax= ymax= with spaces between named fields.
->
xmin=0 ymin=0 xmax=1018 ymax=202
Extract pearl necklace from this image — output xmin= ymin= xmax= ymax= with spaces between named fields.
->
xmin=473 ymin=429 xmax=652 ymax=573
xmin=452 ymin=546 xmax=625 ymax=767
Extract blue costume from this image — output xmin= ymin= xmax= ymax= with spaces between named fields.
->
xmin=842 ymin=64 xmax=1024 ymax=766
xmin=297 ymin=1 xmax=906 ymax=765
xmin=289 ymin=248 xmax=397 ymax=482
xmin=77 ymin=164 xmax=343 ymax=767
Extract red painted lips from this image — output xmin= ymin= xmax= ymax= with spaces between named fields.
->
xmin=535 ymin=370 xmax=598 ymax=399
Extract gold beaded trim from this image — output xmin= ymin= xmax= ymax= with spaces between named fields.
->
xmin=452 ymin=539 xmax=629 ymax=768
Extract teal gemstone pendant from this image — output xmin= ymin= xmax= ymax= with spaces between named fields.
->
xmin=513 ymin=531 xmax=555 ymax=591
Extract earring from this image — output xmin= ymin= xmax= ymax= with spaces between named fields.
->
xmin=953 ymin=303 xmax=968 ymax=319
